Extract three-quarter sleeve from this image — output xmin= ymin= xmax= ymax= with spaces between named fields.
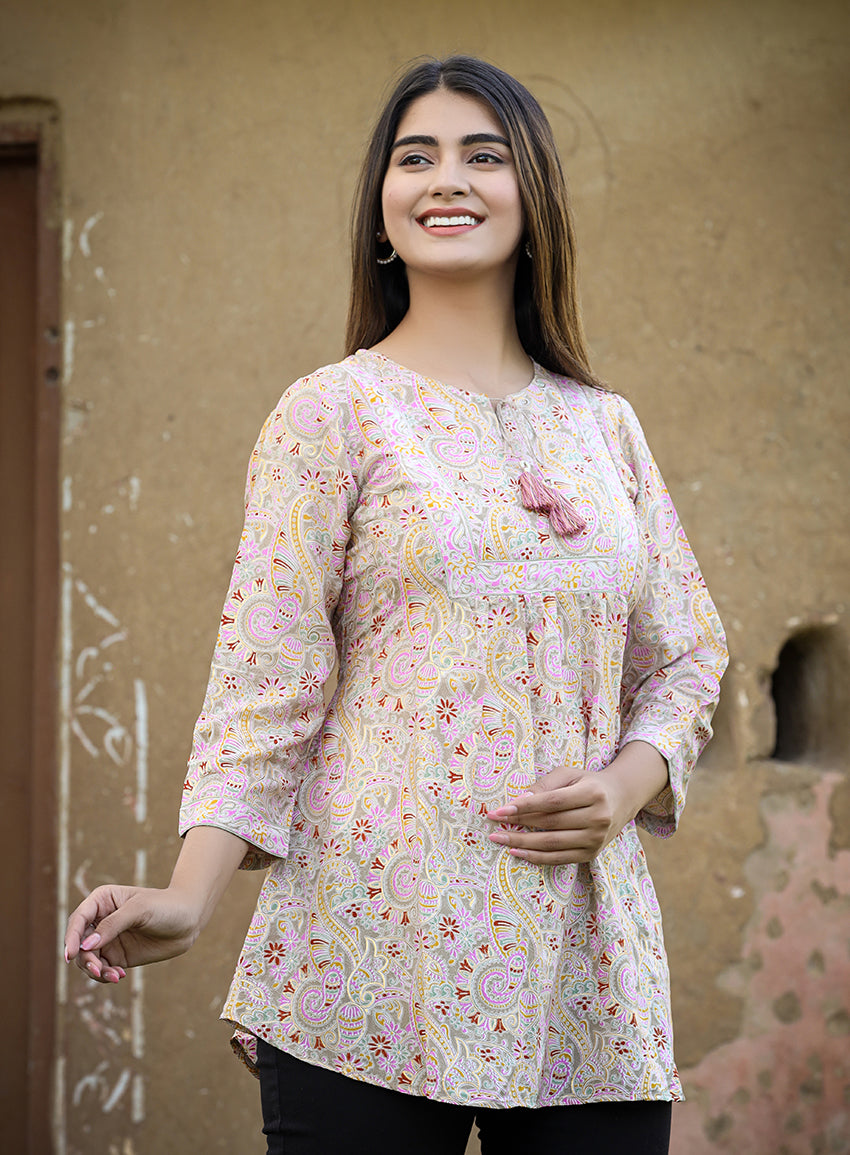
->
xmin=179 ymin=374 xmax=358 ymax=867
xmin=610 ymin=396 xmax=728 ymax=837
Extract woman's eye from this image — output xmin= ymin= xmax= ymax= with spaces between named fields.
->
xmin=399 ymin=154 xmax=430 ymax=167
xmin=470 ymin=152 xmax=503 ymax=164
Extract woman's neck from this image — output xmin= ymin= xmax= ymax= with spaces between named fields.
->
xmin=371 ymin=267 xmax=533 ymax=400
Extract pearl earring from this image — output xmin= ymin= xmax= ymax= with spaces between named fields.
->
xmin=376 ymin=231 xmax=398 ymax=265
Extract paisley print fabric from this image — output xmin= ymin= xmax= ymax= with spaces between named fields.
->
xmin=179 ymin=349 xmax=728 ymax=1107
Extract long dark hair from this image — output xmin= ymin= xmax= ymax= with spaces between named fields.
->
xmin=344 ymin=55 xmax=602 ymax=389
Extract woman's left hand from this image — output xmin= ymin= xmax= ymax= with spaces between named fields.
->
xmin=485 ymin=741 xmax=668 ymax=865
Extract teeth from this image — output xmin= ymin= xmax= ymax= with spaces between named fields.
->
xmin=422 ymin=215 xmax=479 ymax=228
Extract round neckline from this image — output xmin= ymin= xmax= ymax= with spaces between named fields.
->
xmin=357 ymin=347 xmax=542 ymax=408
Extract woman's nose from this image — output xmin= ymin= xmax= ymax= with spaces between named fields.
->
xmin=428 ymin=157 xmax=469 ymax=198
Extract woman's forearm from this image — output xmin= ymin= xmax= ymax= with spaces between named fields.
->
xmin=169 ymin=826 xmax=249 ymax=935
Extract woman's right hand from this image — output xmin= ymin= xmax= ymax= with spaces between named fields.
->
xmin=64 ymin=826 xmax=249 ymax=984
xmin=64 ymin=884 xmax=203 ymax=984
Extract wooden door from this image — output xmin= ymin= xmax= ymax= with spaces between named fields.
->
xmin=0 ymin=120 xmax=61 ymax=1154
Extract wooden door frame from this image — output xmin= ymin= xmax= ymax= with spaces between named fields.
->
xmin=0 ymin=105 xmax=62 ymax=1155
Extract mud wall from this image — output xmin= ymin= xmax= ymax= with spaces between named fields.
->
xmin=1 ymin=0 xmax=847 ymax=1151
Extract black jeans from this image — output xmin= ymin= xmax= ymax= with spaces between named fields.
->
xmin=256 ymin=1039 xmax=672 ymax=1155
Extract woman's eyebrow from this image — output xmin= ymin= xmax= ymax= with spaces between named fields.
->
xmin=391 ymin=134 xmax=438 ymax=150
xmin=390 ymin=132 xmax=511 ymax=151
xmin=461 ymin=132 xmax=510 ymax=147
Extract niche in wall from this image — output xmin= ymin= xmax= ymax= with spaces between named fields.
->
xmin=770 ymin=624 xmax=849 ymax=763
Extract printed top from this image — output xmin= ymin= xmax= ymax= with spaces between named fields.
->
xmin=179 ymin=348 xmax=728 ymax=1107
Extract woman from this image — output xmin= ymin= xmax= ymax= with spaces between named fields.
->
xmin=66 ymin=56 xmax=727 ymax=1154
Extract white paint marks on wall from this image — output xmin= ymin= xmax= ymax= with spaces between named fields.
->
xmin=57 ymin=566 xmax=74 ymax=1010
xmin=70 ymin=591 xmax=131 ymax=763
xmin=79 ymin=211 xmax=103 ymax=259
xmin=63 ymin=476 xmax=73 ymax=513
xmin=72 ymin=860 xmax=92 ymax=899
xmin=54 ymin=1054 xmax=67 ymax=1155
xmin=72 ymin=1060 xmax=109 ymax=1106
xmin=73 ymin=703 xmax=133 ymax=764
xmin=54 ymin=567 xmax=74 ymax=1155
xmin=128 ymin=476 xmax=141 ymax=512
xmin=94 ymin=265 xmax=117 ymax=299
xmin=130 ymin=697 xmax=148 ymax=1113
xmin=69 ymin=1057 xmax=140 ymax=1116
xmin=131 ymin=856 xmax=146 ymax=1052
xmin=62 ymin=218 xmax=74 ymax=280
xmin=75 ymin=992 xmax=123 ymax=1048
xmin=63 ymin=317 xmax=75 ymax=385
xmin=57 ymin=568 xmax=151 ymax=1139
xmin=132 ymin=1073 xmax=145 ymax=1127
xmin=102 ymin=1068 xmax=131 ymax=1113
xmin=74 ymin=578 xmax=121 ymax=629
xmin=134 ymin=681 xmax=148 ymax=824
xmin=131 ymin=849 xmax=146 ymax=1123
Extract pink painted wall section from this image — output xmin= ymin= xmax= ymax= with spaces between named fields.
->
xmin=673 ymin=771 xmax=850 ymax=1154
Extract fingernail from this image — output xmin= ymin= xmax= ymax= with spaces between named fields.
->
xmin=509 ymin=849 xmax=530 ymax=860
xmin=116 ymin=967 xmax=126 ymax=979
xmin=87 ymin=961 xmax=101 ymax=978
xmin=488 ymin=831 xmax=509 ymax=844
xmin=64 ymin=946 xmax=70 ymax=964
xmin=80 ymin=933 xmax=101 ymax=950
xmin=489 ymin=805 xmax=517 ymax=817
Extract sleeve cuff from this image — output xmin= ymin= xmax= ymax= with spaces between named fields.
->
xmin=178 ymin=800 xmax=292 ymax=870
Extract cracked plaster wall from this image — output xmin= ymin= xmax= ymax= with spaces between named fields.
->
xmin=1 ymin=0 xmax=847 ymax=1151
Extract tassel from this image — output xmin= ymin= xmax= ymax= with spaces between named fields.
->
xmin=518 ymin=469 xmax=587 ymax=537
xmin=517 ymin=469 xmax=553 ymax=513
xmin=547 ymin=494 xmax=587 ymax=537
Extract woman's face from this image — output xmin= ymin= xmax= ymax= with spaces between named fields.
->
xmin=380 ymin=88 xmax=524 ymax=280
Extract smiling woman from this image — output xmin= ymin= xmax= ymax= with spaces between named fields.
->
xmin=347 ymin=56 xmax=600 ymax=390
xmin=64 ymin=55 xmax=727 ymax=1155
